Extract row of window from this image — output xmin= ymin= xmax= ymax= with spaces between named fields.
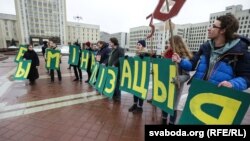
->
xmin=238 ymin=16 xmax=249 ymax=20
xmin=5 ymin=32 xmax=17 ymax=37
xmin=28 ymin=0 xmax=58 ymax=8
xmin=189 ymin=31 xmax=207 ymax=35
xmin=68 ymin=28 xmax=99 ymax=33
xmin=68 ymin=33 xmax=98 ymax=37
xmin=238 ymin=30 xmax=250 ymax=34
xmin=190 ymin=26 xmax=207 ymax=30
xmin=130 ymin=34 xmax=163 ymax=38
xmin=188 ymin=40 xmax=206 ymax=44
xmin=68 ymin=37 xmax=98 ymax=41
xmin=239 ymin=20 xmax=250 ymax=25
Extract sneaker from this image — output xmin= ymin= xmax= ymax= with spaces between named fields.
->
xmin=85 ymin=80 xmax=89 ymax=83
xmin=128 ymin=104 xmax=137 ymax=112
xmin=133 ymin=107 xmax=143 ymax=113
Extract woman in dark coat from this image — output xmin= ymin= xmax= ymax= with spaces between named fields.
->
xmin=23 ymin=44 xmax=40 ymax=85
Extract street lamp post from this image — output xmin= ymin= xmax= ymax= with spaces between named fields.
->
xmin=73 ymin=16 xmax=83 ymax=44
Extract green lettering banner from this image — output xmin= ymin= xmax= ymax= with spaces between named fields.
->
xmin=95 ymin=65 xmax=107 ymax=93
xmin=103 ymin=67 xmax=118 ymax=98
xmin=179 ymin=79 xmax=250 ymax=125
xmin=46 ymin=49 xmax=61 ymax=70
xmin=68 ymin=45 xmax=80 ymax=66
xmin=130 ymin=57 xmax=150 ymax=100
xmin=13 ymin=60 xmax=31 ymax=80
xmin=14 ymin=45 xmax=27 ymax=63
xmin=90 ymin=52 xmax=96 ymax=72
xmin=89 ymin=62 xmax=100 ymax=86
xmin=119 ymin=57 xmax=134 ymax=93
xmin=151 ymin=58 xmax=177 ymax=115
xmin=80 ymin=50 xmax=89 ymax=70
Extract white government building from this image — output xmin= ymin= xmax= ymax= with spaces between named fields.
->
xmin=0 ymin=4 xmax=249 ymax=52
xmin=129 ymin=5 xmax=250 ymax=53
xmin=0 ymin=0 xmax=100 ymax=50
xmin=15 ymin=0 xmax=67 ymax=45
xmin=66 ymin=22 xmax=100 ymax=46
xmin=0 ymin=13 xmax=20 ymax=50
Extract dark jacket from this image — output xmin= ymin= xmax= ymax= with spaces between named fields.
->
xmin=85 ymin=47 xmax=93 ymax=72
xmin=42 ymin=45 xmax=47 ymax=57
xmin=23 ymin=50 xmax=40 ymax=80
xmin=96 ymin=44 xmax=111 ymax=65
xmin=180 ymin=36 xmax=250 ymax=91
xmin=107 ymin=46 xmax=125 ymax=67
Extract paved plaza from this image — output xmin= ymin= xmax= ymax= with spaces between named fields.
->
xmin=0 ymin=55 xmax=249 ymax=141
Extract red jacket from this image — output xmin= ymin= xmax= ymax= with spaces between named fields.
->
xmin=164 ymin=49 xmax=173 ymax=59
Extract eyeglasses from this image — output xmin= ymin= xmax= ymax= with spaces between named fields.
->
xmin=212 ymin=24 xmax=221 ymax=29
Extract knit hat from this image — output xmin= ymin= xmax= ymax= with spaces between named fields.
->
xmin=137 ymin=40 xmax=146 ymax=47
xmin=85 ymin=41 xmax=91 ymax=47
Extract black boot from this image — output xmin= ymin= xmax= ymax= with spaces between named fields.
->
xmin=147 ymin=99 xmax=152 ymax=103
xmin=73 ymin=78 xmax=79 ymax=81
xmin=162 ymin=118 xmax=167 ymax=125
xmin=29 ymin=80 xmax=35 ymax=85
xmin=128 ymin=104 xmax=137 ymax=112
xmin=133 ymin=107 xmax=143 ymax=113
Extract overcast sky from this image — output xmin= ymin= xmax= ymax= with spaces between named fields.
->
xmin=0 ymin=0 xmax=250 ymax=33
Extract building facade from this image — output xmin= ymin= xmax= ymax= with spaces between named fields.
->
xmin=66 ymin=22 xmax=100 ymax=45
xmin=14 ymin=0 xmax=67 ymax=45
xmin=0 ymin=13 xmax=20 ymax=50
xmin=100 ymin=31 xmax=110 ymax=43
xmin=129 ymin=5 xmax=250 ymax=53
xmin=184 ymin=5 xmax=250 ymax=52
xmin=109 ymin=32 xmax=128 ymax=49
xmin=210 ymin=5 xmax=250 ymax=38
xmin=175 ymin=22 xmax=208 ymax=52
xmin=129 ymin=22 xmax=177 ymax=54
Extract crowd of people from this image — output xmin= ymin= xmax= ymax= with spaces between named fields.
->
xmin=22 ymin=13 xmax=250 ymax=125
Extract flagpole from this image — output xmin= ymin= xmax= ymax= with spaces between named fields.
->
xmin=73 ymin=16 xmax=83 ymax=44
xmin=165 ymin=0 xmax=180 ymax=88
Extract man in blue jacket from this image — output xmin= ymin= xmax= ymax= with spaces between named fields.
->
xmin=172 ymin=13 xmax=250 ymax=91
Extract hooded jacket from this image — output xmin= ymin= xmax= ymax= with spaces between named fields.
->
xmin=179 ymin=36 xmax=250 ymax=91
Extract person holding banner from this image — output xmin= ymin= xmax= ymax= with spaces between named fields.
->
xmin=147 ymin=41 xmax=174 ymax=103
xmin=107 ymin=37 xmax=125 ymax=101
xmin=42 ymin=41 xmax=49 ymax=73
xmin=23 ymin=44 xmax=40 ymax=85
xmin=85 ymin=41 xmax=92 ymax=83
xmin=72 ymin=42 xmax=83 ymax=82
xmin=48 ymin=40 xmax=62 ymax=83
xmin=96 ymin=41 xmax=111 ymax=65
xmin=42 ymin=41 xmax=48 ymax=57
xmin=129 ymin=40 xmax=149 ymax=113
xmin=161 ymin=35 xmax=193 ymax=125
xmin=172 ymin=14 xmax=250 ymax=94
